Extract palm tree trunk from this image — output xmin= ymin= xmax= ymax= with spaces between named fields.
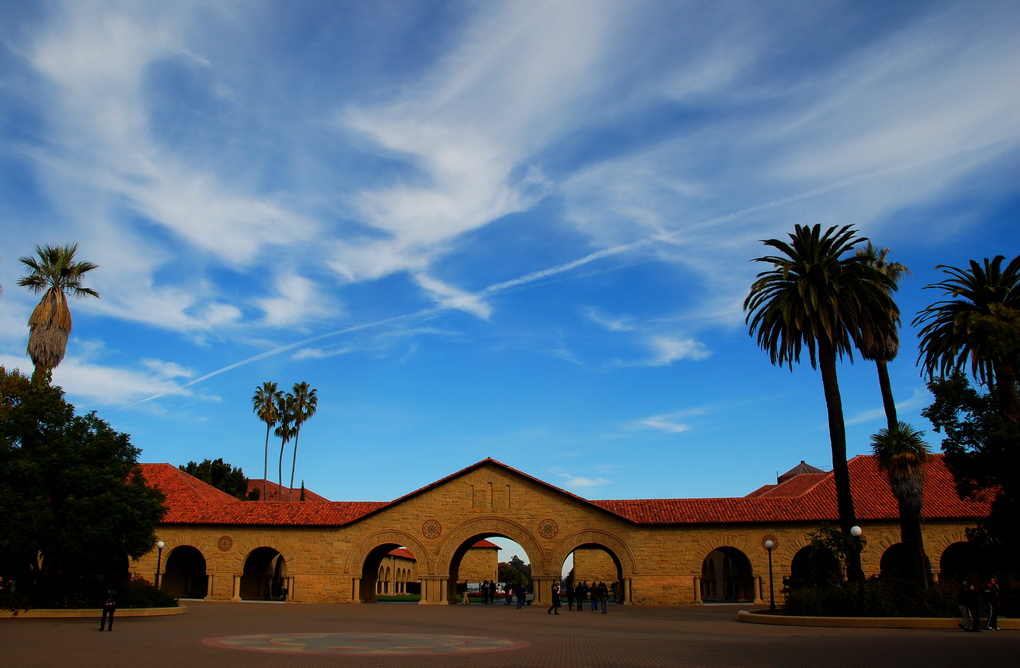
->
xmin=278 ymin=440 xmax=286 ymax=501
xmin=818 ymin=340 xmax=864 ymax=583
xmin=896 ymin=496 xmax=930 ymax=590
xmin=875 ymin=359 xmax=898 ymax=432
xmin=263 ymin=425 xmax=270 ymax=501
xmin=289 ymin=431 xmax=300 ymax=502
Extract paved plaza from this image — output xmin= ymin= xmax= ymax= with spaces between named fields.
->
xmin=2 ymin=600 xmax=1015 ymax=667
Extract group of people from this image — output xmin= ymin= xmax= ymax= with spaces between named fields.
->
xmin=467 ymin=580 xmax=529 ymax=608
xmin=548 ymin=580 xmax=613 ymax=615
xmin=957 ymin=577 xmax=1001 ymax=632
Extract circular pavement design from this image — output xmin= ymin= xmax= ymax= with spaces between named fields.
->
xmin=204 ymin=632 xmax=530 ymax=655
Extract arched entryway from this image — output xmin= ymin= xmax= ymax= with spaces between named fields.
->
xmin=162 ymin=545 xmax=208 ymax=598
xmin=240 ymin=547 xmax=287 ymax=600
xmin=568 ymin=544 xmax=625 ymax=605
xmin=701 ymin=547 xmax=754 ymax=602
xmin=445 ymin=534 xmax=515 ymax=605
xmin=939 ymin=541 xmax=988 ymax=584
xmin=360 ymin=543 xmax=421 ymax=602
xmin=788 ymin=545 xmax=841 ymax=588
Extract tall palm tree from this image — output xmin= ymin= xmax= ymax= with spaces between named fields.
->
xmin=856 ymin=243 xmax=910 ymax=431
xmin=287 ymin=381 xmax=318 ymax=501
xmin=744 ymin=224 xmax=898 ymax=583
xmin=17 ymin=243 xmax=99 ymax=383
xmin=274 ymin=393 xmax=295 ymax=500
xmin=914 ymin=255 xmax=1020 ymax=424
xmin=252 ymin=382 xmax=283 ymax=501
xmin=870 ymin=422 xmax=931 ymax=590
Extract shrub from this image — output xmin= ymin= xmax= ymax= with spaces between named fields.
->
xmin=783 ymin=578 xmax=957 ymax=617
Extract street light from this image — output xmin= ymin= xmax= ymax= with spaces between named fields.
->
xmin=849 ymin=526 xmax=864 ymax=600
xmin=155 ymin=541 xmax=165 ymax=589
xmin=763 ymin=539 xmax=776 ymax=612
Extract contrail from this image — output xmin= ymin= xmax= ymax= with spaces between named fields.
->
xmin=124 ymin=308 xmax=440 ymax=407
xmin=126 ymin=148 xmax=971 ymax=407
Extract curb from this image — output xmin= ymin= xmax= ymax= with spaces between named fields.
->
xmin=2 ymin=606 xmax=187 ymax=619
xmin=736 ymin=609 xmax=1014 ymax=630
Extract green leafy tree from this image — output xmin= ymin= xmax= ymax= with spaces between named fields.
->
xmin=498 ymin=562 xmax=526 ymax=588
xmin=252 ymin=381 xmax=282 ymax=501
xmin=856 ymin=243 xmax=910 ymax=430
xmin=914 ymin=255 xmax=1020 ymax=423
xmin=744 ymin=224 xmax=897 ymax=582
xmin=286 ymin=381 xmax=318 ymax=501
xmin=179 ymin=458 xmax=258 ymax=500
xmin=17 ymin=244 xmax=100 ymax=384
xmin=0 ymin=367 xmax=166 ymax=592
xmin=870 ymin=422 xmax=931 ymax=590
xmin=922 ymin=371 xmax=1020 ymax=566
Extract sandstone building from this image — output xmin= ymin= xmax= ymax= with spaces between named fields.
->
xmin=131 ymin=455 xmax=991 ymax=606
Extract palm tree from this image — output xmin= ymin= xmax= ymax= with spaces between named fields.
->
xmin=744 ymin=224 xmax=898 ymax=583
xmin=252 ymin=382 xmax=283 ymax=501
xmin=274 ymin=393 xmax=295 ymax=500
xmin=914 ymin=255 xmax=1020 ymax=424
xmin=870 ymin=422 xmax=932 ymax=590
xmin=287 ymin=382 xmax=318 ymax=501
xmin=17 ymin=243 xmax=99 ymax=383
xmin=856 ymin=243 xmax=910 ymax=431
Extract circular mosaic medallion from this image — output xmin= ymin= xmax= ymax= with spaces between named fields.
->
xmin=217 ymin=535 xmax=233 ymax=551
xmin=538 ymin=519 xmax=558 ymax=539
xmin=422 ymin=520 xmax=442 ymax=539
xmin=205 ymin=633 xmax=529 ymax=655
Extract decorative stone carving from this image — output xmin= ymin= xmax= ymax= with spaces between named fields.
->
xmin=422 ymin=519 xmax=442 ymax=539
xmin=538 ymin=519 xmax=558 ymax=539
xmin=217 ymin=535 xmax=233 ymax=552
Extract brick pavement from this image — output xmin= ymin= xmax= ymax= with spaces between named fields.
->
xmin=2 ymin=601 xmax=1015 ymax=667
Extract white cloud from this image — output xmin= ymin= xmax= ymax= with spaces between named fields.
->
xmin=646 ymin=336 xmax=711 ymax=366
xmin=558 ymin=473 xmax=611 ymax=489
xmin=255 ymin=273 xmax=337 ymax=329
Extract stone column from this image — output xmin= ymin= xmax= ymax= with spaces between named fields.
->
xmin=755 ymin=575 xmax=763 ymax=605
xmin=204 ymin=573 xmax=215 ymax=601
xmin=623 ymin=578 xmax=632 ymax=604
xmin=693 ymin=576 xmax=702 ymax=604
xmin=231 ymin=574 xmax=241 ymax=602
xmin=351 ymin=577 xmax=362 ymax=603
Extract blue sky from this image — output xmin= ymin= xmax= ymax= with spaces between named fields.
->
xmin=1 ymin=0 xmax=1017 ymax=514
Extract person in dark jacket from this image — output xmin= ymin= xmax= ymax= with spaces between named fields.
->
xmin=99 ymin=587 xmax=117 ymax=632
xmin=547 ymin=582 xmax=561 ymax=615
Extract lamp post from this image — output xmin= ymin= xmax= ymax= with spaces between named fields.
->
xmin=850 ymin=526 xmax=864 ymax=601
xmin=155 ymin=541 xmax=165 ymax=589
xmin=763 ymin=539 xmax=776 ymax=612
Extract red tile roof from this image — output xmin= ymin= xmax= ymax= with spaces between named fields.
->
xmin=590 ymin=455 xmax=991 ymax=524
xmin=139 ymin=455 xmax=990 ymax=528
xmin=246 ymin=478 xmax=331 ymax=502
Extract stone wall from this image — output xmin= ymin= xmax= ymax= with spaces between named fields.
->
xmin=132 ymin=463 xmax=981 ymax=605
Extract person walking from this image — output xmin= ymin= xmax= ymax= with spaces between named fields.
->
xmin=516 ymin=585 xmax=525 ymax=609
xmin=566 ymin=582 xmax=574 ymax=611
xmin=599 ymin=581 xmax=609 ymax=613
xmin=547 ymin=582 xmax=561 ymax=615
xmin=957 ymin=581 xmax=972 ymax=631
xmin=984 ymin=578 xmax=1000 ymax=630
xmin=963 ymin=581 xmax=981 ymax=632
xmin=99 ymin=587 xmax=117 ymax=632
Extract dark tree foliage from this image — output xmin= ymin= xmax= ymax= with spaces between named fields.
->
xmin=922 ymin=371 xmax=1020 ymax=567
xmin=498 ymin=562 xmax=526 ymax=588
xmin=0 ymin=367 xmax=166 ymax=592
xmin=180 ymin=458 xmax=259 ymax=500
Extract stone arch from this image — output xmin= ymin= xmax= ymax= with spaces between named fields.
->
xmin=700 ymin=546 xmax=754 ymax=602
xmin=162 ymin=545 xmax=208 ymax=598
xmin=788 ymin=544 xmax=842 ymax=588
xmin=939 ymin=541 xmax=989 ymax=584
xmin=435 ymin=517 xmax=546 ymax=576
xmin=551 ymin=529 xmax=637 ymax=577
xmin=240 ymin=546 xmax=287 ymax=600
xmin=345 ymin=531 xmax=432 ymax=574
